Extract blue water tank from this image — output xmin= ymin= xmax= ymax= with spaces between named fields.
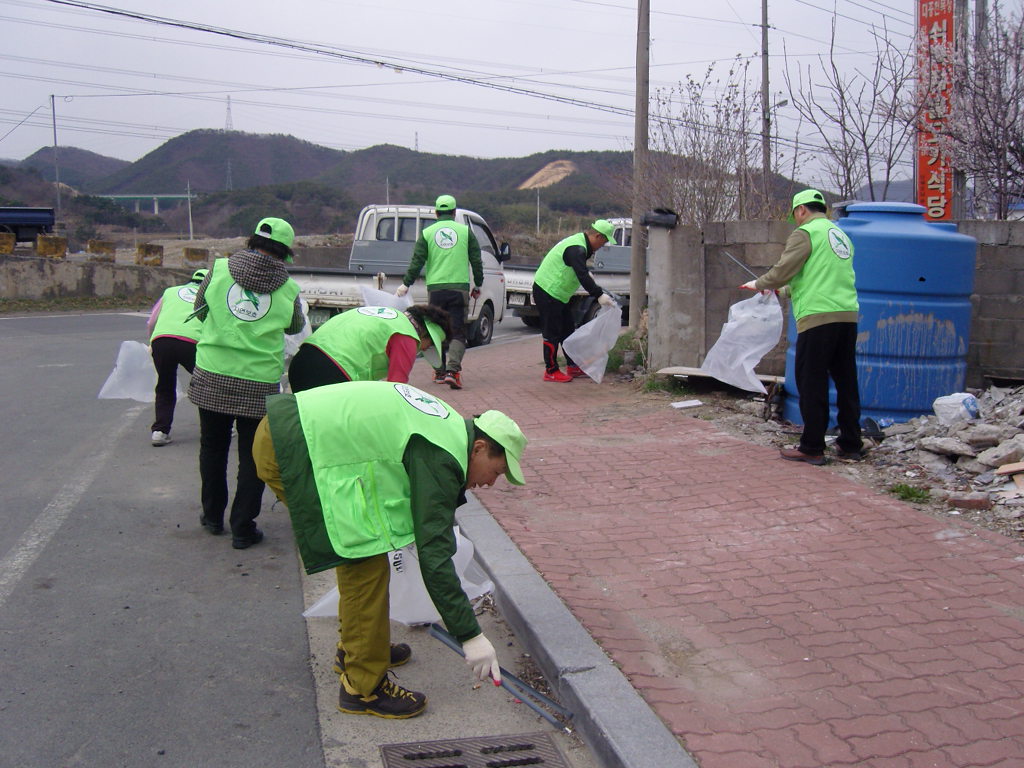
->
xmin=782 ymin=202 xmax=977 ymax=425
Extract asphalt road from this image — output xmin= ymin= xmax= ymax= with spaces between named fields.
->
xmin=0 ymin=312 xmax=591 ymax=768
xmin=0 ymin=311 xmax=322 ymax=768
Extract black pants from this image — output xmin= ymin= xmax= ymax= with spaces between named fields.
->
xmin=150 ymin=337 xmax=196 ymax=433
xmin=794 ymin=322 xmax=863 ymax=455
xmin=428 ymin=289 xmax=468 ymax=372
xmin=198 ymin=408 xmax=264 ymax=538
xmin=532 ymin=284 xmax=577 ymax=372
xmin=288 ymin=344 xmax=350 ymax=393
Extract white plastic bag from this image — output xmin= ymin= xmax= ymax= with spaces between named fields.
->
xmin=360 ymin=285 xmax=413 ymax=311
xmin=699 ymin=292 xmax=783 ymax=394
xmin=932 ymin=392 xmax=980 ymax=425
xmin=561 ymin=304 xmax=622 ymax=383
xmin=302 ymin=527 xmax=493 ymax=625
xmin=98 ymin=341 xmax=158 ymax=402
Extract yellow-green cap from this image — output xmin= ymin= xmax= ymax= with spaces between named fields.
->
xmin=788 ymin=189 xmax=827 ymax=222
xmin=419 ymin=316 xmax=447 ymax=369
xmin=591 ymin=219 xmax=617 ymax=245
xmin=435 ymin=194 xmax=457 ymax=212
xmin=190 ymin=268 xmax=209 ymax=282
xmin=473 ymin=410 xmax=526 ymax=485
xmin=254 ymin=217 xmax=296 ymax=262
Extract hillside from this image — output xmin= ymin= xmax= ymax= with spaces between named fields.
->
xmin=90 ymin=130 xmax=346 ymax=194
xmin=21 ymin=147 xmax=129 ymax=192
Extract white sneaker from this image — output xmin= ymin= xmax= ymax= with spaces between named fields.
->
xmin=151 ymin=431 xmax=171 ymax=446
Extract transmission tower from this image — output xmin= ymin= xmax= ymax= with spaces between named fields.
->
xmin=224 ymin=95 xmax=234 ymax=131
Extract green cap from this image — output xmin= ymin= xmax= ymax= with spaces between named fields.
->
xmin=788 ymin=189 xmax=827 ymax=222
xmin=190 ymin=268 xmax=209 ymax=282
xmin=419 ymin=316 xmax=447 ymax=370
xmin=591 ymin=219 xmax=617 ymax=245
xmin=473 ymin=410 xmax=527 ymax=486
xmin=254 ymin=217 xmax=295 ymax=261
xmin=435 ymin=194 xmax=457 ymax=212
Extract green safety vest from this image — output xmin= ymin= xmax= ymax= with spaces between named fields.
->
xmin=150 ymin=282 xmax=203 ymax=343
xmin=790 ymin=217 xmax=859 ymax=322
xmin=304 ymin=307 xmax=419 ymax=381
xmin=421 ymin=219 xmax=472 ymax=287
xmin=534 ymin=232 xmax=587 ymax=303
xmin=270 ymin=381 xmax=469 ymax=566
xmin=194 ymin=257 xmax=300 ymax=383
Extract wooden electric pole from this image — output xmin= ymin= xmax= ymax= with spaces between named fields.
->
xmin=760 ymin=0 xmax=771 ymax=212
xmin=629 ymin=0 xmax=650 ymax=330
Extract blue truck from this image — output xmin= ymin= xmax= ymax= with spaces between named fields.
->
xmin=0 ymin=207 xmax=55 ymax=242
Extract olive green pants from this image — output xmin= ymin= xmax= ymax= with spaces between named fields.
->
xmin=253 ymin=417 xmax=392 ymax=697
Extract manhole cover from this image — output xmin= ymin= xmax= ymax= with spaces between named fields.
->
xmin=380 ymin=731 xmax=570 ymax=768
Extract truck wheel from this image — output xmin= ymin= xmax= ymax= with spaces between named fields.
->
xmin=521 ymin=315 xmax=541 ymax=328
xmin=468 ymin=303 xmax=494 ymax=347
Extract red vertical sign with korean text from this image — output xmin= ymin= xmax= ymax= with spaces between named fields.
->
xmin=916 ymin=0 xmax=955 ymax=220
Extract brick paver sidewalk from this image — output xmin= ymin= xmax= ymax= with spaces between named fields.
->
xmin=415 ymin=333 xmax=1024 ymax=768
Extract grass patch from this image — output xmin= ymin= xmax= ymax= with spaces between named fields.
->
xmin=888 ymin=483 xmax=930 ymax=502
xmin=0 ymin=295 xmax=153 ymax=314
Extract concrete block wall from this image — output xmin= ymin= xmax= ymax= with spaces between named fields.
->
xmin=960 ymin=220 xmax=1024 ymax=386
xmin=36 ymin=235 xmax=67 ymax=259
xmin=0 ymin=233 xmax=14 ymax=255
xmin=87 ymin=240 xmax=116 ymax=263
xmin=182 ymin=247 xmax=209 ymax=266
xmin=0 ymin=253 xmax=190 ymax=301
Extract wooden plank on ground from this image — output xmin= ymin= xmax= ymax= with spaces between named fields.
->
xmin=656 ymin=365 xmax=785 ymax=385
xmin=995 ymin=461 xmax=1024 ymax=476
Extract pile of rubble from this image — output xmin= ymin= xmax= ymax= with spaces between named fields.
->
xmin=872 ymin=385 xmax=1024 ymax=525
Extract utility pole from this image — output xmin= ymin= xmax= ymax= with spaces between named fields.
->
xmin=536 ymin=188 xmax=540 ymax=234
xmin=186 ymin=179 xmax=194 ymax=241
xmin=50 ymin=94 xmax=62 ymax=224
xmin=629 ymin=0 xmax=650 ymax=331
xmin=760 ymin=0 xmax=771 ymax=213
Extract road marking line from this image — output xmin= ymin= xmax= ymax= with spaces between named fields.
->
xmin=0 ymin=405 xmax=144 ymax=610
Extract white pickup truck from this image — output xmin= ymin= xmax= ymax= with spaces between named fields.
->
xmin=289 ymin=204 xmax=510 ymax=345
xmin=504 ymin=218 xmax=633 ymax=327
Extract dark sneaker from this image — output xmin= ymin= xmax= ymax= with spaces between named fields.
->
xmin=338 ymin=675 xmax=426 ymax=719
xmin=444 ymin=371 xmax=462 ymax=390
xmin=199 ymin=515 xmax=224 ymax=535
xmin=565 ymin=365 xmax=586 ymax=378
xmin=433 ymin=369 xmax=446 ymax=384
xmin=835 ymin=447 xmax=868 ymax=461
xmin=333 ymin=643 xmax=411 ymax=675
xmin=231 ymin=528 xmax=264 ymax=549
xmin=780 ymin=447 xmax=826 ymax=466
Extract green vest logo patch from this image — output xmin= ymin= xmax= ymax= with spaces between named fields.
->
xmin=394 ymin=383 xmax=450 ymax=418
xmin=227 ymin=284 xmax=272 ymax=321
xmin=828 ymin=229 xmax=853 ymax=260
xmin=433 ymin=226 xmax=459 ymax=250
xmin=176 ymin=284 xmax=199 ymax=303
xmin=357 ymin=306 xmax=398 ymax=319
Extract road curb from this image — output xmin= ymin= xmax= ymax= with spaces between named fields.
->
xmin=458 ymin=494 xmax=698 ymax=768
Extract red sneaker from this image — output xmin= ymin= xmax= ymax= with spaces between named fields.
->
xmin=444 ymin=371 xmax=463 ymax=390
xmin=565 ymin=365 xmax=586 ymax=378
xmin=543 ymin=369 xmax=573 ymax=383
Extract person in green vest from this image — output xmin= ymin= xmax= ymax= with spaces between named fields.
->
xmin=396 ymin=194 xmax=483 ymax=391
xmin=285 ymin=303 xmax=450 ymax=693
xmin=252 ymin=382 xmax=527 ymax=719
xmin=533 ymin=220 xmax=617 ymax=382
xmin=287 ymin=304 xmax=450 ymax=392
xmin=188 ymin=217 xmax=306 ymax=549
xmin=146 ymin=268 xmax=207 ymax=446
xmin=741 ymin=189 xmax=864 ymax=465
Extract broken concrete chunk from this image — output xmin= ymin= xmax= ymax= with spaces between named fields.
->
xmin=919 ymin=436 xmax=977 ymax=457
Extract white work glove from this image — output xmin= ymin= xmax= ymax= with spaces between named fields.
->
xmin=395 ymin=284 xmax=409 ymax=298
xmin=739 ymin=279 xmax=758 ymax=291
xmin=597 ymin=293 xmax=614 ymax=308
xmin=462 ymin=633 xmax=501 ymax=683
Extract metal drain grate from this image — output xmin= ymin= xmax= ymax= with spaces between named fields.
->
xmin=380 ymin=731 xmax=570 ymax=768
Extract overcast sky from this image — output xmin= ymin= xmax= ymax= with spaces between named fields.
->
xmin=0 ymin=0 xmax=1001 ymax=183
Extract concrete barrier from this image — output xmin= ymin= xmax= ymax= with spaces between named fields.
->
xmin=0 ymin=233 xmax=14 ymax=255
xmin=135 ymin=243 xmax=163 ymax=266
xmin=36 ymin=235 xmax=67 ymax=259
xmin=183 ymin=247 xmax=209 ymax=266
xmin=87 ymin=240 xmax=117 ymax=263
xmin=0 ymin=253 xmax=190 ymax=301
